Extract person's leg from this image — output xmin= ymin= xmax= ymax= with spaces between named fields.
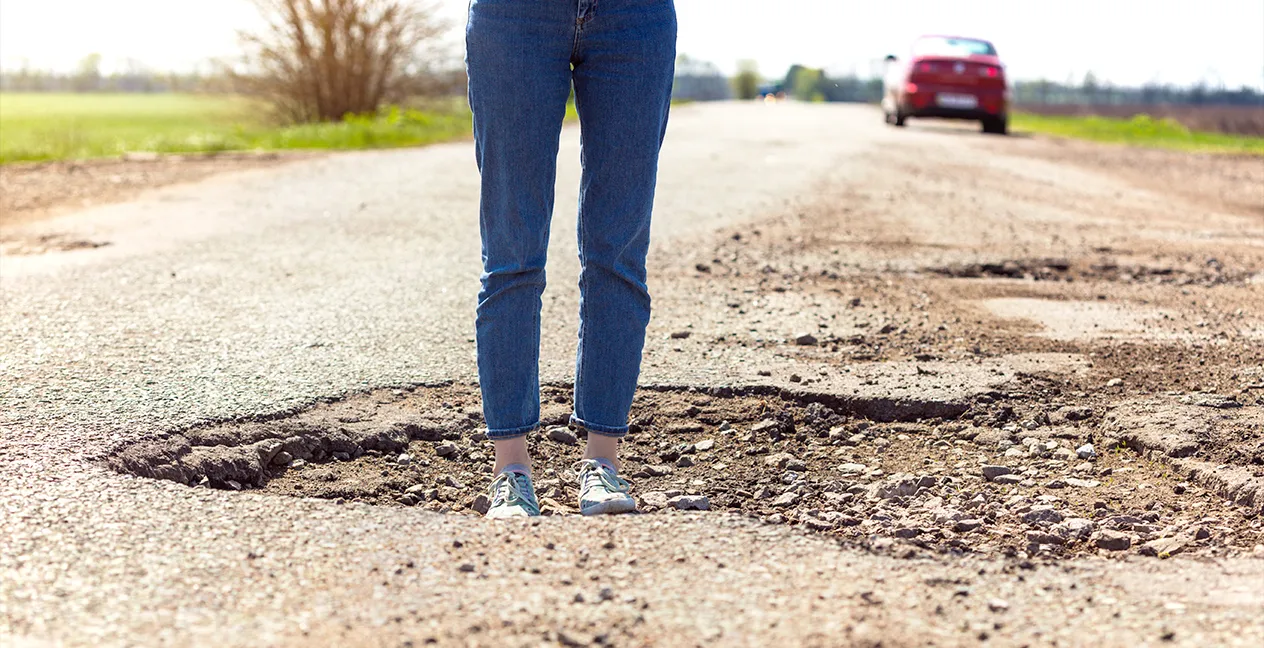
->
xmin=466 ymin=0 xmax=575 ymax=479
xmin=570 ymin=0 xmax=677 ymax=452
xmin=568 ymin=0 xmax=677 ymax=515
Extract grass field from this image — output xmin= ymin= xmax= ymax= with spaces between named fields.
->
xmin=0 ymin=93 xmax=475 ymax=164
xmin=1013 ymin=112 xmax=1264 ymax=155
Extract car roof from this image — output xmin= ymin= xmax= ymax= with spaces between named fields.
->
xmin=916 ymin=35 xmax=995 ymax=45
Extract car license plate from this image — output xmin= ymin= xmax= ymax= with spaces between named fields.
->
xmin=937 ymin=93 xmax=978 ymax=109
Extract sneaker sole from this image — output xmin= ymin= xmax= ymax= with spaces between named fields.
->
xmin=580 ymin=497 xmax=637 ymax=516
xmin=486 ymin=508 xmax=537 ymax=519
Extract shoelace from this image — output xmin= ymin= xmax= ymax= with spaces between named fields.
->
xmin=573 ymin=459 xmax=631 ymax=496
xmin=489 ymin=471 xmax=539 ymax=514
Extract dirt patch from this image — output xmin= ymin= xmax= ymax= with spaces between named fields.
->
xmin=0 ymin=151 xmax=312 ymax=229
xmin=978 ymin=298 xmax=1180 ymax=342
xmin=105 ymin=383 xmax=1263 ymax=562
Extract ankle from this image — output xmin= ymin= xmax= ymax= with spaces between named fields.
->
xmin=493 ymin=438 xmax=532 ymax=475
xmin=583 ymin=437 xmax=621 ymax=470
xmin=498 ymin=462 xmax=532 ymax=477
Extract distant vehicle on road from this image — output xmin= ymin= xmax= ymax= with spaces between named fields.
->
xmin=882 ymin=35 xmax=1009 ymax=134
xmin=758 ymin=83 xmax=787 ymax=102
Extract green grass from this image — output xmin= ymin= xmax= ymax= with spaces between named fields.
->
xmin=1012 ymin=113 xmax=1264 ymax=155
xmin=0 ymin=93 xmax=475 ymax=164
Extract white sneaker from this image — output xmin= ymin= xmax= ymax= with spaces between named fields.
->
xmin=486 ymin=470 xmax=540 ymax=518
xmin=575 ymin=459 xmax=637 ymax=516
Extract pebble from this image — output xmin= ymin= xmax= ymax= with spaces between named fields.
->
xmin=270 ymin=451 xmax=293 ymax=466
xmin=1107 ymin=378 xmax=1124 ymax=387
xmin=993 ymin=474 xmax=1024 ymax=485
xmin=1141 ymin=536 xmax=1188 ymax=558
xmin=444 ymin=476 xmax=463 ymax=489
xmin=988 ymin=599 xmax=1009 ymax=612
xmin=694 ymin=439 xmax=715 ymax=452
xmin=839 ymin=463 xmax=868 ymax=475
xmin=1026 ymin=530 xmax=1067 ymax=546
xmin=772 ymin=492 xmax=802 ymax=508
xmin=795 ymin=333 xmax=819 ymax=346
xmin=982 ymin=465 xmax=1013 ymax=481
xmin=397 ymin=453 xmax=413 ymax=465
xmin=953 ymin=519 xmax=984 ymax=532
xmin=803 ymin=516 xmax=835 ymax=531
xmin=598 ymin=586 xmax=616 ymax=602
xmin=641 ymin=492 xmax=670 ymax=509
xmin=470 ymin=494 xmax=491 ymax=515
xmin=670 ymin=331 xmax=692 ymax=339
xmin=669 ymin=495 xmax=710 ymax=511
xmin=676 ymin=456 xmax=695 ymax=468
xmin=547 ymin=427 xmax=578 ymax=445
xmin=435 ymin=442 xmax=459 ymax=457
xmin=1076 ymin=443 xmax=1096 ymax=460
xmin=1022 ymin=506 xmax=1064 ymax=525
xmin=1063 ymin=518 xmax=1095 ymax=541
xmin=765 ymin=453 xmax=798 ymax=470
xmin=459 ymin=563 xmax=476 ymax=573
xmin=290 ymin=459 xmax=307 ymax=469
xmin=1065 ymin=478 xmax=1101 ymax=488
xmin=1094 ymin=530 xmax=1132 ymax=551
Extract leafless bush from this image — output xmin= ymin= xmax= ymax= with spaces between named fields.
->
xmin=233 ymin=0 xmax=452 ymax=123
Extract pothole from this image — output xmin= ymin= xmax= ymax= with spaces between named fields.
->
xmin=105 ymin=383 xmax=1263 ymax=561
xmin=927 ymin=257 xmax=1255 ymax=286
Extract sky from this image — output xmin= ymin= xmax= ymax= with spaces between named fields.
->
xmin=1 ymin=0 xmax=1262 ymax=89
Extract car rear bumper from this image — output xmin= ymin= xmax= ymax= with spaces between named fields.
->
xmin=905 ymin=107 xmax=1006 ymax=121
xmin=900 ymin=85 xmax=1007 ymax=118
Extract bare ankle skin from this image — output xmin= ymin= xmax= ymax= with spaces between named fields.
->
xmin=583 ymin=433 xmax=621 ymax=470
xmin=493 ymin=437 xmax=532 ymax=474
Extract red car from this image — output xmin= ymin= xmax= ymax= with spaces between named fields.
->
xmin=882 ymin=35 xmax=1009 ymax=134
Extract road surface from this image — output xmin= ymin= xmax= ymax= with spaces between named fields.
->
xmin=3 ymin=103 xmax=1263 ymax=647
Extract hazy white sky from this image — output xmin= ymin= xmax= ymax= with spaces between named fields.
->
xmin=1 ymin=0 xmax=1262 ymax=88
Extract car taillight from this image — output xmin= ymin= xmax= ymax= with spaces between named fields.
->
xmin=905 ymin=83 xmax=919 ymax=94
xmin=978 ymin=66 xmax=1000 ymax=78
xmin=917 ymin=62 xmax=937 ymax=73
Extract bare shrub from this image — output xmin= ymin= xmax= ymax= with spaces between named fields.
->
xmin=234 ymin=0 xmax=451 ymax=123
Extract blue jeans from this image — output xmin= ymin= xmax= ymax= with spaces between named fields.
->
xmin=466 ymin=0 xmax=677 ymax=441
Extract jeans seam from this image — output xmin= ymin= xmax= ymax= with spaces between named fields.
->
xmin=575 ymin=170 xmax=589 ymax=427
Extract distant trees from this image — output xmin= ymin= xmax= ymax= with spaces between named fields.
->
xmin=778 ymin=63 xmax=882 ymax=103
xmin=1010 ymin=78 xmax=1261 ymax=107
xmin=672 ymin=55 xmax=732 ymax=101
xmin=72 ymin=54 xmax=102 ymax=92
xmin=733 ymin=60 xmax=760 ymax=100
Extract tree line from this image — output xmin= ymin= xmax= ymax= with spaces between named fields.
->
xmin=709 ymin=62 xmax=1263 ymax=107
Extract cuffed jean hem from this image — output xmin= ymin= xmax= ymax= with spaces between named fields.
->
xmin=485 ymin=423 xmax=539 ymax=441
xmin=570 ymin=415 xmax=628 ymax=439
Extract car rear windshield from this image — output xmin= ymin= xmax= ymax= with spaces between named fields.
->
xmin=912 ymin=37 xmax=997 ymax=58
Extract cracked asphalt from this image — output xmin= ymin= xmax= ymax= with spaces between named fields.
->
xmin=3 ymin=103 xmax=1263 ymax=647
